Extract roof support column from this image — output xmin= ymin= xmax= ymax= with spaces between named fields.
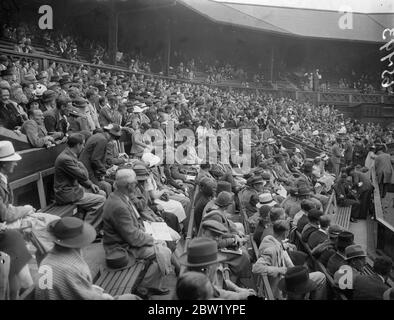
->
xmin=108 ymin=0 xmax=118 ymax=66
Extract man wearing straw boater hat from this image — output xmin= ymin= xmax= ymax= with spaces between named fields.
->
xmin=35 ymin=216 xmax=140 ymax=300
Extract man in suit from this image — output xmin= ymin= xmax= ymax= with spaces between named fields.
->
xmin=0 ymin=87 xmax=26 ymax=130
xmin=102 ymin=169 xmax=170 ymax=297
xmin=253 ymin=220 xmax=326 ymax=299
xmin=349 ymin=166 xmax=373 ymax=219
xmin=308 ymin=215 xmax=330 ymax=249
xmin=374 ymin=145 xmax=394 ymax=198
xmin=353 ymin=256 xmax=393 ymax=300
xmin=330 ymin=138 xmax=342 ymax=176
xmin=21 ymin=109 xmax=64 ymax=148
xmin=333 ymin=172 xmax=360 ymax=222
xmin=54 ymin=134 xmax=105 ymax=230
xmin=79 ymin=124 xmax=120 ymax=196
xmin=327 ymin=231 xmax=354 ymax=276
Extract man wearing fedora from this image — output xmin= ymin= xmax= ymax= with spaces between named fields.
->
xmin=327 ymin=231 xmax=354 ymax=275
xmin=35 ymin=216 xmax=139 ymax=300
xmin=353 ymin=256 xmax=393 ymax=300
xmin=253 ymin=220 xmax=326 ymax=299
xmin=333 ymin=244 xmax=367 ymax=299
xmin=238 ymin=175 xmax=266 ymax=218
xmin=199 ymin=191 xmax=252 ymax=287
xmin=54 ymin=134 xmax=106 ymax=231
xmin=180 ymin=237 xmax=255 ymax=300
xmin=278 ymin=266 xmax=318 ymax=300
xmin=39 ymin=90 xmax=57 ymax=113
xmin=102 ymin=169 xmax=170 ymax=296
xmin=311 ymin=224 xmax=342 ymax=266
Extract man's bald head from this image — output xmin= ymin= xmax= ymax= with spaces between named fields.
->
xmin=114 ymin=169 xmax=136 ymax=190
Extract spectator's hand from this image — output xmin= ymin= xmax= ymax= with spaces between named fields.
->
xmin=237 ymin=288 xmax=256 ymax=299
xmin=279 ymin=267 xmax=287 ymax=275
xmin=91 ymin=184 xmax=100 ymax=194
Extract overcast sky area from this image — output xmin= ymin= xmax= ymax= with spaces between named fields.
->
xmin=213 ymin=0 xmax=394 ymax=13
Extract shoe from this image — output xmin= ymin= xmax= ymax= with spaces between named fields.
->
xmin=146 ymin=287 xmax=170 ymax=296
xmin=135 ymin=287 xmax=150 ymax=300
xmin=350 ymin=217 xmax=358 ymax=223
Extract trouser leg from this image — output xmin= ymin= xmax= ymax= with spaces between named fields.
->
xmin=75 ymin=192 xmax=105 ymax=229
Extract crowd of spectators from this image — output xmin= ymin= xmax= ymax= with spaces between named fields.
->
xmin=1 ymin=32 xmax=394 ymax=301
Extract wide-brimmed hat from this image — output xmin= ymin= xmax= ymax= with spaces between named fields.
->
xmin=200 ymin=220 xmax=228 ymax=236
xmin=72 ymin=97 xmax=88 ymax=109
xmin=41 ymin=90 xmax=57 ymax=103
xmin=256 ymin=193 xmax=276 ymax=208
xmin=278 ymin=266 xmax=317 ymax=294
xmin=24 ymin=73 xmax=38 ymax=84
xmin=328 ymin=225 xmax=342 ymax=239
xmin=133 ymin=164 xmax=150 ymax=181
xmin=0 ymin=141 xmax=22 ymax=162
xmin=179 ymin=238 xmax=227 ymax=267
xmin=103 ymin=123 xmax=122 ymax=137
xmin=214 ymin=191 xmax=233 ymax=207
xmin=48 ymin=217 xmax=96 ymax=248
xmin=246 ymin=175 xmax=265 ymax=186
xmin=105 ymin=247 xmax=135 ymax=271
xmin=345 ymin=244 xmax=366 ymax=261
xmin=297 ymin=186 xmax=312 ymax=197
xmin=141 ymin=152 xmax=161 ymax=167
xmin=216 ymin=181 xmax=232 ymax=194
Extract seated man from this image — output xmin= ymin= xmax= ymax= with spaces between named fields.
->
xmin=353 ymin=256 xmax=393 ymax=300
xmin=102 ymin=169 xmax=170 ymax=297
xmin=134 ymin=164 xmax=187 ymax=231
xmin=35 ymin=217 xmax=139 ymax=300
xmin=0 ymin=140 xmax=61 ymax=253
xmin=308 ymin=215 xmax=331 ymax=249
xmin=311 ymin=225 xmax=342 ymax=266
xmin=333 ymin=172 xmax=360 ymax=222
xmin=327 ymin=231 xmax=354 ymax=276
xmin=333 ymin=245 xmax=367 ymax=299
xmin=79 ymin=124 xmax=120 ymax=196
xmin=199 ymin=191 xmax=252 ymax=287
xmin=180 ymin=237 xmax=255 ymax=300
xmin=301 ymin=209 xmax=324 ymax=244
xmin=252 ymin=220 xmax=326 ymax=300
xmin=54 ymin=134 xmax=106 ymax=231
xmin=175 ymin=271 xmax=214 ymax=300
xmin=21 ymin=109 xmax=64 ymax=148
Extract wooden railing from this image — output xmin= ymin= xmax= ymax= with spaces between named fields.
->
xmin=1 ymin=48 xmax=393 ymax=105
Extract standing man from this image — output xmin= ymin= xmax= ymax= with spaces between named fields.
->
xmin=374 ymin=144 xmax=393 ymax=199
xmin=330 ymin=138 xmax=342 ymax=176
xmin=54 ymin=134 xmax=106 ymax=230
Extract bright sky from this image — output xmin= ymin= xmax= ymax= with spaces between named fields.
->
xmin=213 ymin=0 xmax=394 ymax=13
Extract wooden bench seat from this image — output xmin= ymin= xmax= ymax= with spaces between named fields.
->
xmin=295 ymin=231 xmax=348 ymax=300
xmin=333 ymin=206 xmax=352 ymax=230
xmin=94 ymin=260 xmax=150 ymax=296
xmin=43 ymin=203 xmax=78 ymax=218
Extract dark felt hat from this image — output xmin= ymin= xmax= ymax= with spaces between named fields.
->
xmin=180 ymin=238 xmax=227 ymax=267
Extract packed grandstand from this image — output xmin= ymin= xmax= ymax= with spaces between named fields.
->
xmin=0 ymin=0 xmax=394 ymax=302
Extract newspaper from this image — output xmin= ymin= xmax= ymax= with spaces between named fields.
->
xmin=143 ymin=221 xmax=173 ymax=241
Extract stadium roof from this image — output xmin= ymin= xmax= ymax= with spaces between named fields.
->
xmin=178 ymin=0 xmax=394 ymax=43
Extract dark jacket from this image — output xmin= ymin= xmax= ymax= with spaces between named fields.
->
xmin=327 ymin=251 xmax=347 ymax=276
xmin=79 ymin=132 xmax=108 ymax=181
xmin=301 ymin=223 xmax=319 ymax=243
xmin=54 ymin=147 xmax=93 ymax=204
xmin=20 ymin=120 xmax=49 ymax=148
xmin=353 ymin=274 xmax=390 ymax=300
xmin=0 ymin=101 xmax=25 ymax=130
xmin=102 ymin=191 xmax=154 ymax=255
xmin=307 ymin=229 xmax=328 ymax=249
